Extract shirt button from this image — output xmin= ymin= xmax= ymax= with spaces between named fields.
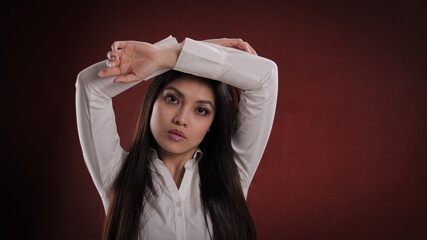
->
xmin=176 ymin=202 xmax=181 ymax=207
xmin=177 ymin=212 xmax=182 ymax=217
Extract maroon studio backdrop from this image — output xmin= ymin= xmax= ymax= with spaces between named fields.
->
xmin=3 ymin=0 xmax=426 ymax=239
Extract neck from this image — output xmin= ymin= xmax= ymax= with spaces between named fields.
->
xmin=156 ymin=147 xmax=197 ymax=188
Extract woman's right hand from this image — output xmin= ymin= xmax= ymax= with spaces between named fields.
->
xmin=98 ymin=41 xmax=179 ymax=83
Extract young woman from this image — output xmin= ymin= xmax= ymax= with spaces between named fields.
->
xmin=76 ymin=36 xmax=278 ymax=240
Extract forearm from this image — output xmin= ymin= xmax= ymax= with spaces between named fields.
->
xmin=99 ymin=36 xmax=181 ymax=83
xmin=172 ymin=37 xmax=278 ymax=197
xmin=157 ymin=44 xmax=181 ymax=70
xmin=174 ymin=38 xmax=277 ymax=91
xmin=75 ymin=35 xmax=181 ymax=210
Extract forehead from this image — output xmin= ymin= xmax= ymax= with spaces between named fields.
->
xmin=163 ymin=76 xmax=215 ymax=102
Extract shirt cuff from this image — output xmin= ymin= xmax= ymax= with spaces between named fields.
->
xmin=144 ymin=35 xmax=181 ymax=80
xmin=173 ymin=38 xmax=225 ymax=80
xmin=154 ymin=35 xmax=180 ymax=49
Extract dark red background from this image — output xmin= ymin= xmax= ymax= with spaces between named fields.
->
xmin=3 ymin=0 xmax=426 ymax=239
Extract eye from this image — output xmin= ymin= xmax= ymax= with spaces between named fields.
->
xmin=165 ymin=95 xmax=179 ymax=104
xmin=196 ymin=107 xmax=209 ymax=115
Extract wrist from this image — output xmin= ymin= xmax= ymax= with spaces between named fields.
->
xmin=158 ymin=45 xmax=181 ymax=69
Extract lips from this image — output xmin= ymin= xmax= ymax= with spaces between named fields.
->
xmin=168 ymin=129 xmax=186 ymax=141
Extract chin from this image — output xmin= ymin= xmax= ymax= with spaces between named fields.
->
xmin=157 ymin=142 xmax=194 ymax=156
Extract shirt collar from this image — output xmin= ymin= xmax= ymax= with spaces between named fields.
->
xmin=192 ymin=148 xmax=203 ymax=161
xmin=149 ymin=148 xmax=203 ymax=171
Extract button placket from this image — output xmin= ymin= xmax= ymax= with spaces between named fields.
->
xmin=174 ymin=200 xmax=186 ymax=240
xmin=155 ymin=159 xmax=186 ymax=238
xmin=176 ymin=201 xmax=183 ymax=217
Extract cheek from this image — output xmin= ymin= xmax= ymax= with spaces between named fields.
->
xmin=192 ymin=117 xmax=214 ymax=139
xmin=150 ymin=102 xmax=165 ymax=135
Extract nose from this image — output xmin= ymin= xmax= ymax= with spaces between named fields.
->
xmin=172 ymin=108 xmax=188 ymax=127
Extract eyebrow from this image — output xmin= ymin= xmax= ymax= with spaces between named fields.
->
xmin=164 ymin=86 xmax=215 ymax=110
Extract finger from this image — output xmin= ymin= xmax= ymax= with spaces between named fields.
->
xmin=107 ymin=51 xmax=119 ymax=61
xmin=232 ymin=39 xmax=251 ymax=53
xmin=237 ymin=39 xmax=250 ymax=52
xmin=106 ymin=59 xmax=117 ymax=68
xmin=106 ymin=54 xmax=121 ymax=69
xmin=242 ymin=41 xmax=251 ymax=53
xmin=98 ymin=67 xmax=121 ymax=78
xmin=247 ymin=44 xmax=258 ymax=55
xmin=113 ymin=74 xmax=139 ymax=83
xmin=242 ymin=41 xmax=253 ymax=54
xmin=238 ymin=40 xmax=257 ymax=55
xmin=111 ymin=41 xmax=128 ymax=51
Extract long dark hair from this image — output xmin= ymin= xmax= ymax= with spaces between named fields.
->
xmin=103 ymin=70 xmax=256 ymax=240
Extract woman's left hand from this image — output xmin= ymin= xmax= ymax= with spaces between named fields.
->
xmin=202 ymin=38 xmax=257 ymax=55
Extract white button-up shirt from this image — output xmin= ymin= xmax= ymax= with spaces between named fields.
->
xmin=76 ymin=36 xmax=278 ymax=239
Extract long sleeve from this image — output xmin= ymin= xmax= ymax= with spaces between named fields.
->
xmin=174 ymin=38 xmax=278 ymax=197
xmin=75 ymin=36 xmax=181 ymax=211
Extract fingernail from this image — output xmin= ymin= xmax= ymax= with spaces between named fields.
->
xmin=106 ymin=61 xmax=115 ymax=68
xmin=111 ymin=42 xmax=118 ymax=51
xmin=107 ymin=52 xmax=117 ymax=61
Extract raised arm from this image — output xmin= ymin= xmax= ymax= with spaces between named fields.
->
xmin=75 ymin=36 xmax=180 ymax=211
xmin=173 ymin=38 xmax=278 ymax=197
xmin=92 ymin=36 xmax=278 ymax=200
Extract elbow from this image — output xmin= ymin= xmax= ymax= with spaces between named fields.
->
xmin=262 ymin=59 xmax=279 ymax=93
xmin=268 ymin=60 xmax=279 ymax=87
xmin=267 ymin=59 xmax=278 ymax=82
xmin=75 ymin=61 xmax=106 ymax=90
xmin=75 ymin=68 xmax=91 ymax=90
xmin=266 ymin=59 xmax=278 ymax=75
xmin=262 ymin=59 xmax=279 ymax=106
xmin=250 ymin=58 xmax=279 ymax=97
xmin=75 ymin=71 xmax=84 ymax=90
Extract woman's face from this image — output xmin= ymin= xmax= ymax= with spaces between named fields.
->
xmin=150 ymin=75 xmax=215 ymax=159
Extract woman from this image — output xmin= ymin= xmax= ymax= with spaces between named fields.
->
xmin=76 ymin=36 xmax=278 ymax=240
